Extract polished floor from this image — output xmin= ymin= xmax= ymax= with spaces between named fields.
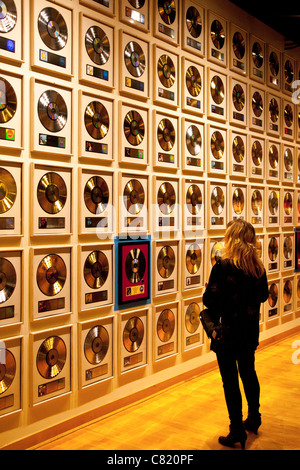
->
xmin=33 ymin=331 xmax=300 ymax=450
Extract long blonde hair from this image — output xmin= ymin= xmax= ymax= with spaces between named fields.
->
xmin=223 ymin=219 xmax=265 ymax=278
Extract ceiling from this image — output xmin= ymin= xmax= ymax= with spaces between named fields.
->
xmin=229 ymin=1 xmax=300 ymax=50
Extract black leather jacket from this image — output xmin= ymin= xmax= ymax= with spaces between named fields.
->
xmin=203 ymin=259 xmax=269 ymax=352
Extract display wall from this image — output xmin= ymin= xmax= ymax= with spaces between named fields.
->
xmin=1 ymin=0 xmax=300 ymax=449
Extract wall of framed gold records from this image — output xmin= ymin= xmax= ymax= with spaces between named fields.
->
xmin=1 ymin=0 xmax=300 ymax=448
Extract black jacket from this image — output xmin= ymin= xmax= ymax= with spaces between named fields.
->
xmin=202 ymin=259 xmax=269 ymax=352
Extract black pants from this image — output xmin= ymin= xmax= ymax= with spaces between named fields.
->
xmin=216 ymin=347 xmax=260 ymax=429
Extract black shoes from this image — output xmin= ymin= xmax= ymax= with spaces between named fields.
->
xmin=218 ymin=427 xmax=247 ymax=450
xmin=243 ymin=413 xmax=262 ymax=435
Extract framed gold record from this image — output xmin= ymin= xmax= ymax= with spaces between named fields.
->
xmin=207 ymin=10 xmax=227 ymax=67
xmin=0 ymin=72 xmax=22 ymax=150
xmin=208 ymin=238 xmax=224 ymax=272
xmin=207 ymin=124 xmax=227 ymax=175
xmin=281 ymin=233 xmax=294 ymax=272
xmin=207 ymin=181 xmax=227 ymax=230
xmin=281 ymin=188 xmax=294 ymax=227
xmin=267 ymin=92 xmax=281 ymax=137
xmin=249 ymin=34 xmax=265 ymax=84
xmin=119 ymin=172 xmax=148 ymax=235
xmin=229 ymin=130 xmax=247 ymax=177
xmin=266 ymin=279 xmax=280 ymax=320
xmin=282 ymin=100 xmax=295 ymax=141
xmin=229 ymin=23 xmax=248 ymax=76
xmin=267 ymin=234 xmax=280 ymax=274
xmin=0 ymin=249 xmax=22 ymax=327
xmin=154 ymin=45 xmax=179 ymax=108
xmin=182 ymin=118 xmax=204 ymax=174
xmin=266 ymin=187 xmax=280 ymax=227
xmin=0 ymin=0 xmax=23 ymax=64
xmin=0 ymin=161 xmax=22 ymax=236
xmin=154 ymin=240 xmax=179 ymax=297
xmin=266 ymin=139 xmax=280 ymax=182
xmin=120 ymin=0 xmax=149 ymax=32
xmin=154 ymin=0 xmax=179 ymax=46
xmin=282 ymin=54 xmax=295 ymax=96
xmin=229 ymin=77 xmax=247 ymax=128
xmin=249 ymin=136 xmax=265 ymax=180
xmin=249 ymin=85 xmax=265 ymax=133
xmin=183 ymin=178 xmax=205 ymax=233
xmin=207 ymin=68 xmax=227 ymax=122
xmin=282 ymin=277 xmax=294 ymax=316
xmin=0 ymin=335 xmax=21 ymax=417
xmin=267 ymin=44 xmax=281 ymax=91
xmin=183 ymin=238 xmax=204 ymax=291
xmin=229 ymin=183 xmax=247 ymax=222
xmin=282 ymin=144 xmax=295 ymax=183
xmin=119 ymin=308 xmax=148 ymax=373
xmin=154 ymin=301 xmax=178 ymax=362
xmin=153 ymin=175 xmax=180 ymax=233
xmin=181 ymin=57 xmax=204 ymax=117
xmin=119 ymin=102 xmax=149 ymax=166
xmin=248 ymin=185 xmax=264 ymax=228
xmin=182 ymin=0 xmax=205 ymax=57
xmin=154 ymin=110 xmax=178 ymax=170
xmin=182 ymin=297 xmax=204 ymax=352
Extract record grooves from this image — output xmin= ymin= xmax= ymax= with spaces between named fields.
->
xmin=0 ymin=77 xmax=17 ymax=124
xmin=84 ymin=325 xmax=109 ymax=365
xmin=0 ymin=0 xmax=17 ymax=34
xmin=37 ymin=172 xmax=67 ymax=214
xmin=38 ymin=90 xmax=68 ymax=133
xmin=85 ymin=101 xmax=109 ymax=140
xmin=36 ymin=335 xmax=66 ymax=379
xmin=0 ymin=168 xmax=17 ymax=214
xmin=123 ymin=316 xmax=144 ymax=353
xmin=124 ymin=41 xmax=145 ymax=78
xmin=38 ymin=7 xmax=68 ymax=51
xmin=85 ymin=26 xmax=110 ymax=65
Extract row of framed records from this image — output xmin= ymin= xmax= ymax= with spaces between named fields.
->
xmin=1 ymin=161 xmax=300 ymax=237
xmin=1 ymin=275 xmax=299 ymax=414
xmin=2 ymin=0 xmax=299 ymax=99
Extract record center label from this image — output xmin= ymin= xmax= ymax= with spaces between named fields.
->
xmin=40 ymin=50 xmax=66 ymax=69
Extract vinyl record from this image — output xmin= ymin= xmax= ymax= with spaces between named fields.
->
xmin=284 ymin=192 xmax=293 ymax=215
xmin=38 ymin=7 xmax=68 ymax=51
xmin=251 ymin=140 xmax=262 ymax=166
xmin=157 ymin=309 xmax=175 ymax=343
xmin=157 ymin=118 xmax=175 ymax=151
xmin=233 ymin=31 xmax=245 ymax=60
xmin=185 ymin=302 xmax=200 ymax=334
xmin=37 ymin=172 xmax=67 ymax=215
xmin=251 ymin=190 xmax=262 ymax=215
xmin=268 ymin=283 xmax=278 ymax=307
xmin=186 ymin=184 xmax=202 ymax=215
xmin=210 ymin=75 xmax=224 ymax=104
xmin=252 ymin=91 xmax=263 ymax=117
xmin=283 ymin=280 xmax=292 ymax=303
xmin=84 ymin=325 xmax=109 ymax=365
xmin=211 ymin=19 xmax=225 ymax=50
xmin=186 ymin=125 xmax=201 ymax=156
xmin=84 ymin=250 xmax=109 ymax=289
xmin=125 ymin=248 xmax=146 ymax=284
xmin=85 ymin=26 xmax=110 ymax=66
xmin=210 ymin=131 xmax=224 ymax=160
xmin=157 ymin=54 xmax=175 ymax=88
xmin=0 ymin=0 xmax=17 ymax=33
xmin=284 ymin=147 xmax=293 ymax=171
xmin=129 ymin=0 xmax=145 ymax=7
xmin=268 ymin=237 xmax=278 ymax=261
xmin=36 ymin=336 xmax=66 ymax=379
xmin=186 ymin=243 xmax=201 ymax=275
xmin=252 ymin=42 xmax=263 ymax=68
xmin=0 ymin=349 xmax=16 ymax=394
xmin=232 ymin=136 xmax=245 ymax=163
xmin=123 ymin=110 xmax=144 ymax=146
xmin=284 ymin=60 xmax=294 ymax=84
xmin=269 ymin=51 xmax=279 ymax=77
xmin=157 ymin=182 xmax=176 ymax=215
xmin=186 ymin=6 xmax=202 ymax=38
xmin=124 ymin=41 xmax=146 ymax=78
xmin=284 ymin=104 xmax=293 ymax=128
xmin=269 ymin=98 xmax=279 ymax=123
xmin=123 ymin=316 xmax=144 ymax=353
xmin=0 ymin=77 xmax=17 ymax=124
xmin=37 ymin=254 xmax=67 ymax=297
xmin=256 ymin=239 xmax=263 ymax=259
xmin=84 ymin=176 xmax=109 ymax=215
xmin=284 ymin=236 xmax=293 ymax=260
xmin=123 ymin=179 xmax=145 ymax=215
xmin=185 ymin=66 xmax=201 ymax=97
xmin=211 ymin=242 xmax=223 ymax=266
xmin=158 ymin=0 xmax=176 ymax=25
xmin=232 ymin=188 xmax=244 ymax=215
xmin=232 ymin=84 xmax=245 ymax=111
xmin=84 ymin=101 xmax=109 ymax=140
xmin=0 ymin=168 xmax=17 ymax=214
xmin=0 ymin=257 xmax=16 ymax=304
xmin=157 ymin=245 xmax=175 ymax=279
xmin=269 ymin=145 xmax=278 ymax=169
xmin=211 ymin=186 xmax=224 ymax=215
xmin=38 ymin=90 xmax=68 ymax=133
xmin=268 ymin=191 xmax=279 ymax=215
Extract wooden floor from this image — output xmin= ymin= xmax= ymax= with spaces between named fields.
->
xmin=33 ymin=331 xmax=300 ymax=450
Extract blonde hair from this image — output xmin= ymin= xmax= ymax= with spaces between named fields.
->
xmin=223 ymin=219 xmax=265 ymax=278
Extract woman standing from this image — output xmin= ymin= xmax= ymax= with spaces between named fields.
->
xmin=202 ymin=220 xmax=269 ymax=449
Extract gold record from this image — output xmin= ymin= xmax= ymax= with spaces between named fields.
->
xmin=157 ymin=182 xmax=176 ymax=215
xmin=233 ymin=31 xmax=245 ymax=59
xmin=124 ymin=41 xmax=145 ymax=78
xmin=37 ymin=172 xmax=67 ymax=215
xmin=284 ymin=192 xmax=293 ymax=215
xmin=186 ymin=125 xmax=201 ymax=156
xmin=256 ymin=239 xmax=263 ymax=259
xmin=252 ymin=42 xmax=263 ymax=69
xmin=158 ymin=0 xmax=176 ymax=25
xmin=125 ymin=248 xmax=146 ymax=284
xmin=268 ymin=283 xmax=278 ymax=307
xmin=157 ymin=309 xmax=175 ymax=343
xmin=37 ymin=254 xmax=67 ymax=297
xmin=268 ymin=237 xmax=278 ymax=261
xmin=186 ymin=243 xmax=202 ymax=275
xmin=211 ymin=241 xmax=223 ymax=266
xmin=0 ymin=257 xmax=16 ymax=304
xmin=297 ymin=279 xmax=300 ymax=298
xmin=268 ymin=191 xmax=279 ymax=215
xmin=84 ymin=325 xmax=109 ymax=365
xmin=284 ymin=60 xmax=294 ymax=84
xmin=123 ymin=316 xmax=144 ymax=353
xmin=251 ymin=140 xmax=262 ymax=167
xmin=38 ymin=7 xmax=68 ymax=51
xmin=36 ymin=336 xmax=66 ymax=379
xmin=232 ymin=136 xmax=245 ymax=163
xmin=85 ymin=26 xmax=110 ymax=66
xmin=210 ymin=131 xmax=224 ymax=160
xmin=269 ymin=51 xmax=279 ymax=77
xmin=185 ymin=302 xmax=200 ymax=334
xmin=0 ymin=0 xmax=17 ymax=33
xmin=84 ymin=250 xmax=109 ymax=289
xmin=232 ymin=84 xmax=245 ymax=111
xmin=84 ymin=101 xmax=109 ymax=140
xmin=284 ymin=148 xmax=293 ymax=171
xmin=284 ymin=236 xmax=293 ymax=259
xmin=269 ymin=145 xmax=278 ymax=169
xmin=284 ymin=104 xmax=293 ymax=128
xmin=252 ymin=91 xmax=263 ymax=117
xmin=211 ymin=19 xmax=225 ymax=50
xmin=186 ymin=6 xmax=202 ymax=38
xmin=157 ymin=54 xmax=175 ymax=88
xmin=123 ymin=179 xmax=145 ymax=215
xmin=157 ymin=245 xmax=175 ymax=279
xmin=232 ymin=188 xmax=244 ymax=215
xmin=186 ymin=66 xmax=201 ymax=97
xmin=0 ymin=77 xmax=17 ymax=124
xmin=0 ymin=349 xmax=16 ymax=394
xmin=124 ymin=110 xmax=144 ymax=146
xmin=157 ymin=118 xmax=175 ymax=151
xmin=210 ymin=75 xmax=224 ymax=104
xmin=269 ymin=98 xmax=279 ymax=123
xmin=211 ymin=186 xmax=224 ymax=215
xmin=283 ymin=280 xmax=292 ymax=304
xmin=38 ymin=90 xmax=67 ymax=133
xmin=251 ymin=190 xmax=262 ymax=215
xmin=186 ymin=184 xmax=202 ymax=215
xmin=84 ymin=176 xmax=109 ymax=215
xmin=0 ymin=168 xmax=17 ymax=214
